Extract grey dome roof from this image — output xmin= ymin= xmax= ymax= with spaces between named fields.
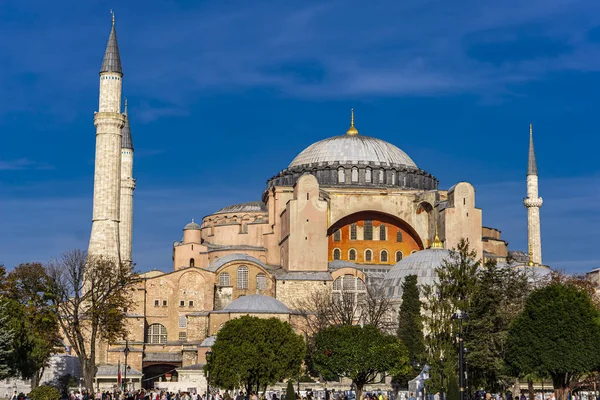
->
xmin=215 ymin=201 xmax=267 ymax=214
xmin=220 ymin=294 xmax=290 ymax=314
xmin=289 ymin=135 xmax=417 ymax=169
xmin=184 ymin=220 xmax=201 ymax=230
xmin=382 ymin=248 xmax=451 ymax=299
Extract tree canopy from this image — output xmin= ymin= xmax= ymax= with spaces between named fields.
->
xmin=397 ymin=274 xmax=424 ymax=386
xmin=206 ymin=316 xmax=306 ymax=394
xmin=506 ymin=283 xmax=600 ymax=400
xmin=312 ymin=324 xmax=410 ymax=400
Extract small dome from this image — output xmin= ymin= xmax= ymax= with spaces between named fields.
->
xmin=289 ymin=135 xmax=417 ymax=169
xmin=215 ymin=201 xmax=267 ymax=214
xmin=223 ymin=294 xmax=290 ymax=314
xmin=382 ymin=248 xmax=451 ymax=299
xmin=184 ymin=219 xmax=201 ymax=230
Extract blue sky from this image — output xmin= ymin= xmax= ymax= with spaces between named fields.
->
xmin=1 ymin=0 xmax=599 ymax=273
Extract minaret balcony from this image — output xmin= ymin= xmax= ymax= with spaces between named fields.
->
xmin=523 ymin=197 xmax=543 ymax=208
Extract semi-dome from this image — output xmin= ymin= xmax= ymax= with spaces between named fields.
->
xmin=220 ymin=294 xmax=290 ymax=314
xmin=382 ymin=247 xmax=451 ymax=299
xmin=215 ymin=201 xmax=267 ymax=214
xmin=289 ymin=135 xmax=417 ymax=169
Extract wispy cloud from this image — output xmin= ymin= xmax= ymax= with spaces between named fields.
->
xmin=0 ymin=158 xmax=53 ymax=170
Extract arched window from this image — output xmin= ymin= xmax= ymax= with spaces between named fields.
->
xmin=333 ymin=248 xmax=341 ymax=260
xmin=397 ymin=231 xmax=403 ymax=242
xmin=391 ymin=170 xmax=396 ymax=184
xmin=365 ymin=167 xmax=372 ymax=183
xmin=396 ymin=251 xmax=403 ymax=262
xmin=365 ymin=249 xmax=372 ymax=262
xmin=379 ymin=169 xmax=384 ymax=183
xmin=379 ymin=225 xmax=386 ymax=241
xmin=146 ymin=323 xmax=167 ymax=344
xmin=219 ymin=272 xmax=230 ymax=286
xmin=256 ymin=273 xmax=267 ymax=290
xmin=333 ymin=229 xmax=341 ymax=242
xmin=338 ymin=167 xmax=345 ymax=183
xmin=189 ymin=258 xmax=195 ymax=267
xmin=364 ymin=220 xmax=373 ymax=240
xmin=349 ymin=249 xmax=357 ymax=261
xmin=350 ymin=224 xmax=357 ymax=240
xmin=351 ymin=167 xmax=359 ymax=183
xmin=343 ymin=274 xmax=356 ymax=290
xmin=237 ymin=266 xmax=249 ymax=289
xmin=381 ymin=250 xmax=388 ymax=262
xmin=333 ymin=277 xmax=342 ymax=290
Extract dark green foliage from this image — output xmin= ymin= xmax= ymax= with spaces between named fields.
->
xmin=312 ymin=325 xmax=411 ymax=400
xmin=0 ymin=301 xmax=14 ymax=380
xmin=29 ymin=385 xmax=61 ymax=400
xmin=397 ymin=274 xmax=424 ymax=386
xmin=506 ymin=283 xmax=600 ymax=400
xmin=464 ymin=259 xmax=530 ymax=392
xmin=206 ymin=316 xmax=306 ymax=394
xmin=286 ymin=380 xmax=297 ymax=400
xmin=446 ymin=374 xmax=459 ymax=400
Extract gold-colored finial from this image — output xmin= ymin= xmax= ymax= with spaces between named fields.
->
xmin=530 ymin=124 xmax=533 ymax=136
xmin=346 ymin=108 xmax=359 ymax=136
xmin=431 ymin=225 xmax=443 ymax=249
xmin=111 ymin=10 xmax=115 ymax=25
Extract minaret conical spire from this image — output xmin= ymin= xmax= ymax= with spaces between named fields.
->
xmin=528 ymin=124 xmax=537 ymax=176
xmin=122 ymin=99 xmax=133 ymax=149
xmin=100 ymin=11 xmax=123 ymax=74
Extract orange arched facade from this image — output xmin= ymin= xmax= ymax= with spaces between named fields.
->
xmin=328 ymin=211 xmax=423 ymax=265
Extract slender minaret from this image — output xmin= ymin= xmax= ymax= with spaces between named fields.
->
xmin=523 ymin=124 xmax=543 ymax=265
xmin=88 ymin=13 xmax=126 ymax=262
xmin=119 ymin=99 xmax=135 ymax=265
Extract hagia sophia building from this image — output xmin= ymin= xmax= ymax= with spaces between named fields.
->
xmin=85 ymin=18 xmax=550 ymax=390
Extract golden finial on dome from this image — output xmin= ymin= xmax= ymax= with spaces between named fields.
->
xmin=346 ymin=108 xmax=359 ymax=136
xmin=111 ymin=9 xmax=115 ymax=25
xmin=431 ymin=225 xmax=443 ymax=249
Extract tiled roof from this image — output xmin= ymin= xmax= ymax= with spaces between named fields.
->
xmin=100 ymin=22 xmax=122 ymax=74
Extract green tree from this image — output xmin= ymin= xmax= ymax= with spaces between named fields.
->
xmin=506 ymin=283 xmax=600 ymax=400
xmin=312 ymin=325 xmax=411 ymax=400
xmin=397 ymin=274 xmax=424 ymax=386
xmin=286 ymin=380 xmax=297 ymax=400
xmin=4 ymin=263 xmax=60 ymax=388
xmin=29 ymin=384 xmax=61 ymax=400
xmin=46 ymin=250 xmax=136 ymax=391
xmin=206 ymin=316 xmax=306 ymax=394
xmin=464 ymin=260 xmax=530 ymax=392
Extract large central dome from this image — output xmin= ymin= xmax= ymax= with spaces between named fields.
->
xmin=289 ymin=134 xmax=417 ymax=169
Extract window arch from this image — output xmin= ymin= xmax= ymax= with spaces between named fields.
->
xmin=396 ymin=251 xmax=403 ymax=263
xmin=348 ymin=249 xmax=357 ymax=261
xmin=397 ymin=231 xmax=403 ymax=242
xmin=333 ymin=229 xmax=341 ymax=242
xmin=391 ymin=170 xmax=396 ymax=184
xmin=364 ymin=220 xmax=373 ymax=240
xmin=219 ymin=272 xmax=230 ymax=286
xmin=351 ymin=167 xmax=359 ymax=183
xmin=189 ymin=258 xmax=195 ymax=268
xmin=256 ymin=273 xmax=267 ymax=290
xmin=237 ymin=266 xmax=249 ymax=289
xmin=365 ymin=249 xmax=373 ymax=262
xmin=379 ymin=225 xmax=386 ymax=241
xmin=146 ymin=323 xmax=167 ymax=344
xmin=365 ymin=167 xmax=372 ymax=183
xmin=338 ymin=167 xmax=345 ymax=183
xmin=379 ymin=169 xmax=384 ymax=183
xmin=333 ymin=248 xmax=341 ymax=260
xmin=381 ymin=250 xmax=388 ymax=262
xmin=350 ymin=224 xmax=357 ymax=240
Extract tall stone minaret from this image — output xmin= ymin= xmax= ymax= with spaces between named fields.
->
xmin=119 ymin=100 xmax=135 ymax=265
xmin=523 ymin=124 xmax=543 ymax=265
xmin=88 ymin=15 xmax=126 ymax=262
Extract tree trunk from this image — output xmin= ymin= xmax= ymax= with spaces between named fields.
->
xmin=31 ymin=369 xmax=42 ymax=389
xmin=553 ymin=373 xmax=570 ymax=400
xmin=82 ymin=358 xmax=97 ymax=393
xmin=528 ymin=378 xmax=534 ymax=400
xmin=356 ymin=383 xmax=364 ymax=400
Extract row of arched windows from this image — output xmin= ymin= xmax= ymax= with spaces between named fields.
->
xmin=218 ymin=266 xmax=267 ymax=290
xmin=333 ymin=224 xmax=403 ymax=242
xmin=332 ymin=248 xmax=404 ymax=263
xmin=337 ymin=167 xmax=399 ymax=185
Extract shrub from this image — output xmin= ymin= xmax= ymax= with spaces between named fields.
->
xmin=29 ymin=385 xmax=61 ymax=400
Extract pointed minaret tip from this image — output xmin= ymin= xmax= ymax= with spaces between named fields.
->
xmin=527 ymin=123 xmax=538 ymax=176
xmin=121 ymin=99 xmax=133 ymax=150
xmin=100 ymin=11 xmax=123 ymax=74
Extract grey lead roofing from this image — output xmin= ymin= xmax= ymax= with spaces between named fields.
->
xmin=121 ymin=103 xmax=133 ymax=149
xmin=528 ymin=129 xmax=538 ymax=175
xmin=100 ymin=23 xmax=122 ymax=74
